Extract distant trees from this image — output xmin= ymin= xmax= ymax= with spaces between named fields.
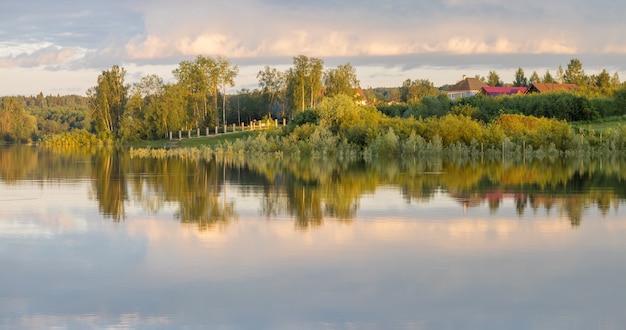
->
xmin=7 ymin=54 xmax=626 ymax=145
xmin=487 ymin=70 xmax=503 ymax=86
xmin=0 ymin=97 xmax=37 ymax=142
xmin=513 ymin=68 xmax=528 ymax=87
xmin=529 ymin=71 xmax=541 ymax=85
xmin=324 ymin=63 xmax=360 ymax=99
xmin=564 ymin=58 xmax=588 ymax=86
xmin=592 ymin=69 xmax=612 ymax=88
xmin=257 ymin=66 xmax=286 ymax=117
xmin=543 ymin=70 xmax=556 ymax=83
xmin=400 ymin=79 xmax=440 ymax=103
xmin=121 ymin=74 xmax=165 ymax=140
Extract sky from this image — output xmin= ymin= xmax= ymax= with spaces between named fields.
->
xmin=1 ymin=0 xmax=626 ymax=96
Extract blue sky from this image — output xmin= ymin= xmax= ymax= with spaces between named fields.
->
xmin=1 ymin=0 xmax=625 ymax=95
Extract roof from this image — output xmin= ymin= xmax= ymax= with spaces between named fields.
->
xmin=446 ymin=77 xmax=488 ymax=92
xmin=528 ymin=83 xmax=580 ymax=93
xmin=479 ymin=86 xmax=527 ymax=96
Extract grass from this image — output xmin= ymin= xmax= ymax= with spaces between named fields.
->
xmin=125 ymin=131 xmax=261 ymax=149
xmin=571 ymin=115 xmax=626 ymax=133
xmin=178 ymin=131 xmax=260 ymax=148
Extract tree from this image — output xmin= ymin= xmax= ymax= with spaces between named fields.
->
xmin=257 ymin=66 xmax=286 ymax=117
xmin=555 ymin=66 xmax=565 ymax=84
xmin=89 ymin=65 xmax=128 ymax=137
xmin=564 ymin=58 xmax=588 ymax=85
xmin=0 ymin=97 xmax=37 ymax=142
xmin=611 ymin=72 xmax=621 ymax=87
xmin=513 ymin=68 xmax=528 ymax=87
xmin=120 ymin=74 xmax=165 ymax=140
xmin=157 ymin=83 xmax=188 ymax=134
xmin=529 ymin=71 xmax=541 ymax=85
xmin=216 ymin=56 xmax=239 ymax=127
xmin=308 ymin=57 xmax=324 ymax=108
xmin=543 ymin=70 xmax=556 ymax=83
xmin=286 ymin=55 xmax=325 ymax=115
xmin=173 ymin=56 xmax=214 ymax=128
xmin=474 ymin=75 xmax=486 ymax=83
xmin=400 ymin=79 xmax=440 ymax=103
xmin=323 ymin=63 xmax=360 ymax=99
xmin=593 ymin=69 xmax=611 ymax=88
xmin=487 ymin=70 xmax=503 ymax=86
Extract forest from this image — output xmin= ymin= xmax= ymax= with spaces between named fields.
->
xmin=1 ymin=55 xmax=625 ymax=155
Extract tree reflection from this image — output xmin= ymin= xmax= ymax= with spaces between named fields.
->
xmin=3 ymin=145 xmax=626 ymax=229
xmin=236 ymin=155 xmax=626 ymax=228
xmin=127 ymin=156 xmax=238 ymax=230
xmin=91 ymin=148 xmax=128 ymax=221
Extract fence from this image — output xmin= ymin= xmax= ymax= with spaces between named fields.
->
xmin=168 ymin=118 xmax=286 ymax=141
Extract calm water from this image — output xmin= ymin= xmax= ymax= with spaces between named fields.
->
xmin=1 ymin=146 xmax=626 ymax=329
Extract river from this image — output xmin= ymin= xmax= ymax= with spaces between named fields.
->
xmin=1 ymin=145 xmax=625 ymax=329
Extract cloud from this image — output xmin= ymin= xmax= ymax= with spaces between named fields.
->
xmin=0 ymin=43 xmax=87 ymax=68
xmin=2 ymin=0 xmax=626 ymax=95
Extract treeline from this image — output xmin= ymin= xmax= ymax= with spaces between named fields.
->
xmin=0 ymin=94 xmax=89 ymax=143
xmin=1 ymin=55 xmax=625 ymax=146
xmin=377 ymin=90 xmax=626 ymax=123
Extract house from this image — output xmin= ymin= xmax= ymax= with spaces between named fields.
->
xmin=478 ymin=86 xmax=527 ymax=97
xmin=445 ymin=76 xmax=488 ymax=99
xmin=353 ymin=88 xmax=367 ymax=105
xmin=526 ymin=83 xmax=579 ymax=93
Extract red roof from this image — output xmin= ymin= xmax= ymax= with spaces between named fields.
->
xmin=528 ymin=83 xmax=579 ymax=93
xmin=479 ymin=86 xmax=527 ymax=96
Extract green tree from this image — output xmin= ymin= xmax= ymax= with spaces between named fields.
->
xmin=157 ymin=83 xmax=188 ymax=134
xmin=173 ymin=55 xmax=217 ymax=128
xmin=120 ymin=74 xmax=165 ymax=140
xmin=555 ymin=66 xmax=565 ymax=84
xmin=593 ymin=69 xmax=612 ymax=88
xmin=611 ymin=72 xmax=621 ymax=87
xmin=89 ymin=65 xmax=128 ymax=137
xmin=0 ymin=97 xmax=37 ymax=142
xmin=529 ymin=71 xmax=541 ymax=85
xmin=487 ymin=70 xmax=503 ymax=86
xmin=543 ymin=70 xmax=556 ymax=83
xmin=513 ymin=67 xmax=528 ymax=87
xmin=400 ymin=79 xmax=440 ymax=104
xmin=564 ymin=58 xmax=588 ymax=85
xmin=257 ymin=66 xmax=286 ymax=117
xmin=323 ymin=63 xmax=360 ymax=98
xmin=286 ymin=55 xmax=325 ymax=115
xmin=216 ymin=56 xmax=239 ymax=127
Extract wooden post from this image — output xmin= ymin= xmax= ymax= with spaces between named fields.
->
xmin=232 ymin=123 xmax=235 ymax=132
xmin=169 ymin=131 xmax=172 ymax=140
xmin=188 ymin=130 xmax=191 ymax=138
xmin=283 ymin=118 xmax=286 ymax=126
xmin=197 ymin=128 xmax=200 ymax=137
xmin=206 ymin=127 xmax=209 ymax=136
xmin=215 ymin=126 xmax=218 ymax=135
xmin=178 ymin=130 xmax=182 ymax=140
xmin=275 ymin=119 xmax=278 ymax=127
xmin=241 ymin=122 xmax=244 ymax=132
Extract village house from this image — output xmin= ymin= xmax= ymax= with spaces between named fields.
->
xmin=445 ymin=76 xmax=488 ymax=99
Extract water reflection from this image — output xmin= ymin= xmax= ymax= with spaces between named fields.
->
xmin=1 ymin=146 xmax=625 ymax=228
xmin=2 ymin=146 xmax=626 ymax=328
